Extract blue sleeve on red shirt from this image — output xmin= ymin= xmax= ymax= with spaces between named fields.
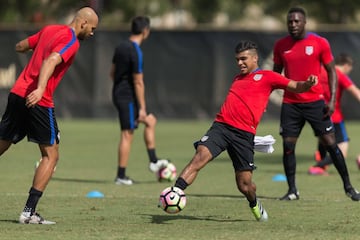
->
xmin=59 ymin=28 xmax=77 ymax=55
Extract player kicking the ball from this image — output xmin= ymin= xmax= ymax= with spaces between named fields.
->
xmin=172 ymin=40 xmax=317 ymax=221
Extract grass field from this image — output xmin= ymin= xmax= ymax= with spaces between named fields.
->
xmin=1 ymin=119 xmax=360 ymax=240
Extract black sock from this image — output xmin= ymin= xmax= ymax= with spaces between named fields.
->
xmin=23 ymin=187 xmax=43 ymax=214
xmin=117 ymin=167 xmax=126 ymax=178
xmin=316 ymin=156 xmax=333 ymax=168
xmin=283 ymin=141 xmax=297 ymax=193
xmin=326 ymin=144 xmax=352 ymax=189
xmin=147 ymin=149 xmax=158 ymax=163
xmin=249 ymin=197 xmax=257 ymax=208
xmin=318 ymin=143 xmax=327 ymax=159
xmin=174 ymin=177 xmax=189 ymax=190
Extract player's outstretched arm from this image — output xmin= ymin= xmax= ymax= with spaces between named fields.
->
xmin=15 ymin=39 xmax=31 ymax=53
xmin=287 ymin=75 xmax=318 ymax=93
xmin=347 ymin=85 xmax=360 ymax=103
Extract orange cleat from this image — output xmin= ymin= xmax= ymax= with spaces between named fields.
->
xmin=356 ymin=155 xmax=360 ymax=170
xmin=308 ymin=166 xmax=329 ymax=176
xmin=314 ymin=150 xmax=322 ymax=162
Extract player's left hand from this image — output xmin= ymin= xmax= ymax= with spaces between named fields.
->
xmin=137 ymin=108 xmax=147 ymax=123
xmin=26 ymin=89 xmax=44 ymax=108
xmin=324 ymin=102 xmax=335 ymax=118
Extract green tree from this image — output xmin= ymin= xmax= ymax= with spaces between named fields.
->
xmin=1 ymin=0 xmax=360 ymax=26
xmin=0 ymin=0 xmax=89 ymax=24
xmin=263 ymin=0 xmax=360 ymax=24
xmin=189 ymin=0 xmax=220 ymax=23
xmin=102 ymin=0 xmax=173 ymax=22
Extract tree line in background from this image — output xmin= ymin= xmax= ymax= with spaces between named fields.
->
xmin=0 ymin=0 xmax=359 ymax=27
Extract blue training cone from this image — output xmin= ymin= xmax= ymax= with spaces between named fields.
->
xmin=272 ymin=174 xmax=287 ymax=182
xmin=86 ymin=190 xmax=104 ymax=198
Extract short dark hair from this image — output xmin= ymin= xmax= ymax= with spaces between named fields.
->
xmin=131 ymin=16 xmax=150 ymax=34
xmin=235 ymin=40 xmax=258 ymax=54
xmin=288 ymin=7 xmax=306 ymax=18
xmin=335 ymin=53 xmax=353 ymax=66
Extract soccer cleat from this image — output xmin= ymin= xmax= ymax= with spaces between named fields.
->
xmin=314 ymin=150 xmax=322 ymax=162
xmin=115 ymin=176 xmax=134 ymax=185
xmin=19 ymin=212 xmax=56 ymax=224
xmin=308 ymin=166 xmax=329 ymax=176
xmin=279 ymin=191 xmax=300 ymax=201
xmin=356 ymin=156 xmax=360 ymax=170
xmin=250 ymin=201 xmax=268 ymax=222
xmin=149 ymin=159 xmax=169 ymax=172
xmin=345 ymin=187 xmax=360 ymax=201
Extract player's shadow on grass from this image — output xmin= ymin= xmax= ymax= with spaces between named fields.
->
xmin=51 ymin=177 xmax=110 ymax=184
xmin=0 ymin=219 xmax=20 ymax=224
xmin=189 ymin=193 xmax=279 ymax=200
xmin=51 ymin=177 xmax=157 ymax=185
xmin=143 ymin=214 xmax=248 ymax=224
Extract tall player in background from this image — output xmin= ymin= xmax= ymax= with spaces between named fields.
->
xmin=273 ymin=6 xmax=360 ymax=201
xmin=308 ymin=53 xmax=360 ymax=175
xmin=0 ymin=7 xmax=98 ymax=224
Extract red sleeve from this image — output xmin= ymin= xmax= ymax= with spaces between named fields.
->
xmin=52 ymin=28 xmax=78 ymax=62
xmin=268 ymin=71 xmax=290 ymax=89
xmin=338 ymin=71 xmax=354 ymax=89
xmin=52 ymin=29 xmax=78 ymax=63
xmin=319 ymin=37 xmax=334 ymax=65
xmin=27 ymin=30 xmax=42 ymax=49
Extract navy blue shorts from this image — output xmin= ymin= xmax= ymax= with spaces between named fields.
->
xmin=112 ymin=98 xmax=138 ymax=130
xmin=280 ymin=100 xmax=335 ymax=137
xmin=195 ymin=122 xmax=255 ymax=171
xmin=0 ymin=93 xmax=59 ymax=145
xmin=334 ymin=121 xmax=349 ymax=143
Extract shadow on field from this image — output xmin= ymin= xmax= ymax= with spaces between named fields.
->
xmin=189 ymin=193 xmax=279 ymax=200
xmin=144 ymin=214 xmax=248 ymax=224
xmin=51 ymin=177 xmax=158 ymax=185
xmin=51 ymin=177 xmax=110 ymax=184
xmin=0 ymin=219 xmax=19 ymax=224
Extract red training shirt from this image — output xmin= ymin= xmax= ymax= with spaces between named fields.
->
xmin=11 ymin=25 xmax=80 ymax=107
xmin=319 ymin=67 xmax=354 ymax=123
xmin=215 ymin=70 xmax=291 ymax=134
xmin=273 ymin=33 xmax=334 ymax=104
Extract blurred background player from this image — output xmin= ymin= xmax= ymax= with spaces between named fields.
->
xmin=173 ymin=40 xmax=317 ymax=222
xmin=308 ymin=53 xmax=360 ymax=175
xmin=273 ymin=6 xmax=360 ymax=201
xmin=0 ymin=7 xmax=98 ymax=224
xmin=110 ymin=16 xmax=169 ymax=185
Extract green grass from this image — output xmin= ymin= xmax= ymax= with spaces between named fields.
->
xmin=1 ymin=119 xmax=360 ymax=240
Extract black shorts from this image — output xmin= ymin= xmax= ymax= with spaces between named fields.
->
xmin=334 ymin=121 xmax=349 ymax=143
xmin=280 ymin=100 xmax=334 ymax=137
xmin=0 ymin=93 xmax=60 ymax=145
xmin=195 ymin=122 xmax=255 ymax=171
xmin=112 ymin=97 xmax=138 ymax=130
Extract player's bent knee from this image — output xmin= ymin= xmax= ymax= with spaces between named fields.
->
xmin=320 ymin=133 xmax=336 ymax=146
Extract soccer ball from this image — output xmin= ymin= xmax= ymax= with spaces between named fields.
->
xmin=158 ymin=186 xmax=186 ymax=214
xmin=157 ymin=162 xmax=177 ymax=182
